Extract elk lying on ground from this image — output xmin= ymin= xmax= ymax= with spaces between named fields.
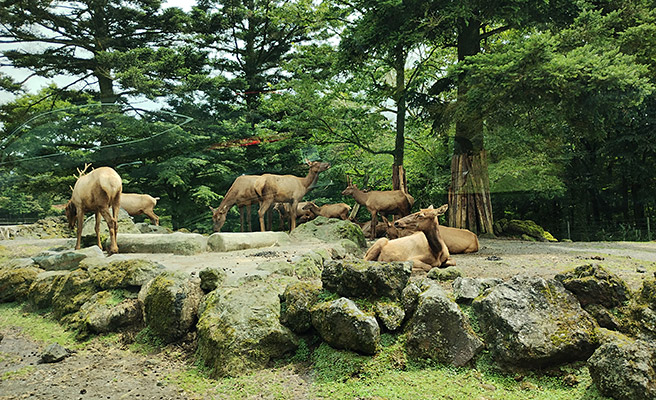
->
xmin=382 ymin=211 xmax=479 ymax=254
xmin=210 ymin=175 xmax=260 ymax=232
xmin=364 ymin=205 xmax=454 ymax=272
xmin=302 ymin=202 xmax=351 ymax=220
xmin=254 ymin=160 xmax=331 ymax=231
xmin=65 ymin=164 xmax=122 ymax=254
xmin=341 ymin=176 xmax=414 ymax=239
xmin=359 ymin=220 xmax=388 ymax=238
xmin=121 ymin=193 xmax=160 ymax=225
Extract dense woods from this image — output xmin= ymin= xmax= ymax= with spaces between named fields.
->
xmin=1 ymin=0 xmax=655 ymax=241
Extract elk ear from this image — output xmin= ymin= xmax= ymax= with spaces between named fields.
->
xmin=435 ymin=204 xmax=449 ymax=215
xmin=426 ymin=205 xmax=434 ymax=209
xmin=305 ymin=158 xmax=311 ymax=165
xmin=209 ymin=206 xmax=216 ymax=212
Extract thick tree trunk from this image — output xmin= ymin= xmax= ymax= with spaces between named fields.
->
xmin=449 ymin=18 xmax=494 ymax=233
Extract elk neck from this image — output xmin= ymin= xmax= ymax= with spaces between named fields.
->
xmin=422 ymin=218 xmax=445 ymax=255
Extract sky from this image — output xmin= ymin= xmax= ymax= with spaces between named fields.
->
xmin=0 ymin=0 xmax=195 ymax=106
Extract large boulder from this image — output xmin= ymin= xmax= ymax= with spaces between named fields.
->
xmin=588 ymin=330 xmax=656 ymax=400
xmin=81 ymin=208 xmax=140 ymax=246
xmin=555 ymin=264 xmax=630 ymax=308
xmin=453 ymin=277 xmax=503 ymax=304
xmin=196 ymin=281 xmax=298 ymax=377
xmin=291 ymin=217 xmax=366 ymax=249
xmin=374 ymin=301 xmax=405 ymax=332
xmin=32 ymin=246 xmax=105 ymax=271
xmin=75 ymin=291 xmax=143 ymax=334
xmin=112 ymin=232 xmax=207 ymax=255
xmin=622 ymin=278 xmax=656 ymax=340
xmin=207 ymin=232 xmax=291 ymax=252
xmin=279 ymin=280 xmax=323 ymax=333
xmin=27 ymin=270 xmax=70 ymax=309
xmin=473 ymin=275 xmax=599 ymax=368
xmin=310 ymin=297 xmax=380 ymax=355
xmin=50 ymin=269 xmax=97 ymax=318
xmin=322 ymin=260 xmax=412 ymax=300
xmin=405 ymin=284 xmax=483 ymax=366
xmin=87 ymin=258 xmax=165 ymax=290
xmin=139 ymin=271 xmax=203 ymax=344
xmin=0 ymin=265 xmax=43 ymax=302
xmin=198 ymin=267 xmax=227 ymax=292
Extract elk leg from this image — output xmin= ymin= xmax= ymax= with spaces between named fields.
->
xmin=363 ymin=238 xmax=388 ymax=261
xmin=289 ymin=201 xmax=298 ymax=231
xmin=101 ymin=207 xmax=118 ymax=255
xmin=370 ymin=210 xmax=377 ymax=240
xmin=258 ymin=199 xmax=273 ymax=232
xmin=75 ymin=211 xmax=84 ymax=250
xmin=145 ymin=210 xmax=159 ymax=226
xmin=94 ymin=211 xmax=102 ymax=250
xmin=239 ymin=205 xmax=245 ymax=232
xmin=246 ymin=204 xmax=252 ymax=232
xmin=410 ymin=259 xmax=433 ymax=273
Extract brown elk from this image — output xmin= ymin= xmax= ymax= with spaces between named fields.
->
xmin=341 ymin=176 xmax=414 ymax=239
xmin=254 ymin=160 xmax=331 ymax=232
xmin=302 ymin=202 xmax=351 ymax=220
xmin=273 ymin=201 xmax=316 ymax=230
xmin=121 ymin=193 xmax=160 ymax=225
xmin=382 ymin=211 xmax=479 ymax=254
xmin=364 ymin=205 xmax=454 ymax=272
xmin=65 ymin=165 xmax=122 ymax=254
xmin=210 ymin=175 xmax=260 ymax=232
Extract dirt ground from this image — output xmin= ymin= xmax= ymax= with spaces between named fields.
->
xmin=1 ymin=237 xmax=655 ymax=400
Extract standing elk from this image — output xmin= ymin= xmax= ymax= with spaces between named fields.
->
xmin=210 ymin=175 xmax=260 ymax=232
xmin=364 ymin=205 xmax=454 ymax=272
xmin=302 ymin=202 xmax=351 ymax=220
xmin=120 ymin=193 xmax=160 ymax=225
xmin=65 ymin=164 xmax=122 ymax=254
xmin=341 ymin=176 xmax=414 ymax=239
xmin=274 ymin=201 xmax=316 ymax=230
xmin=254 ymin=160 xmax=331 ymax=232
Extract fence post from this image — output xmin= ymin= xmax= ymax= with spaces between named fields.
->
xmin=567 ymin=220 xmax=571 ymax=241
xmin=648 ymin=217 xmax=651 ymax=241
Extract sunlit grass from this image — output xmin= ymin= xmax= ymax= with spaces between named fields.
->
xmin=0 ymin=303 xmax=81 ymax=349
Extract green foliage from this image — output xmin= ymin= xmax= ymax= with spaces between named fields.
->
xmin=0 ymin=303 xmax=81 ymax=349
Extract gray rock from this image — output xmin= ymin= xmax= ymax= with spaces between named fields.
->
xmin=196 ymin=280 xmax=298 ymax=377
xmin=135 ymin=223 xmax=170 ymax=234
xmin=288 ymin=251 xmax=325 ymax=279
xmin=291 ymin=217 xmax=366 ymax=249
xmin=374 ymin=301 xmax=405 ymax=331
xmin=401 ymin=281 xmax=425 ymax=317
xmin=427 ymin=266 xmax=462 ymax=281
xmin=87 ymin=258 xmax=166 ymax=289
xmin=311 ymin=297 xmax=380 ymax=355
xmin=453 ymin=277 xmax=503 ymax=304
xmin=77 ymin=292 xmax=143 ymax=333
xmin=112 ymin=232 xmax=207 ymax=255
xmin=139 ymin=271 xmax=203 ymax=343
xmin=40 ymin=343 xmax=70 ymax=363
xmin=406 ymin=284 xmax=483 ymax=367
xmin=473 ymin=276 xmax=599 ymax=368
xmin=32 ymin=246 xmax=104 ymax=271
xmin=588 ymin=330 xmax=656 ymax=400
xmin=82 ymin=208 xmax=140 ymax=238
xmin=207 ymin=232 xmax=291 ymax=252
xmin=50 ymin=269 xmax=96 ymax=318
xmin=199 ymin=267 xmax=227 ymax=292
xmin=279 ymin=280 xmax=323 ymax=333
xmin=27 ymin=270 xmax=70 ymax=309
xmin=555 ymin=264 xmax=630 ymax=308
xmin=322 ymin=260 xmax=411 ymax=300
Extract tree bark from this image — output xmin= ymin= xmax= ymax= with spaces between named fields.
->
xmin=392 ymin=44 xmax=408 ymax=193
xmin=449 ymin=18 xmax=494 ymax=234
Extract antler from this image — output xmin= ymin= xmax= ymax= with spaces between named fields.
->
xmin=76 ymin=163 xmax=92 ymax=178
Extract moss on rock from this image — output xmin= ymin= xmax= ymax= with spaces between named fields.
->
xmin=0 ymin=266 xmax=43 ymax=302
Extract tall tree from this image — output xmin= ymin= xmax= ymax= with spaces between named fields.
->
xmin=338 ymin=0 xmax=433 ymax=192
xmin=420 ymin=0 xmax=582 ymax=233
xmin=0 ymin=0 xmax=196 ymax=104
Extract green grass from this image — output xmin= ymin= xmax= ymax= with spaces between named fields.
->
xmin=1 ymin=366 xmax=35 ymax=382
xmin=0 ymin=303 xmax=81 ymax=349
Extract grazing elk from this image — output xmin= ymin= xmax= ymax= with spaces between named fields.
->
xmin=210 ymin=175 xmax=260 ymax=232
xmin=254 ymin=160 xmax=331 ymax=232
xmin=341 ymin=176 xmax=414 ymax=239
xmin=364 ymin=205 xmax=454 ymax=272
xmin=302 ymin=202 xmax=351 ymax=220
xmin=382 ymin=210 xmax=479 ymax=254
xmin=121 ymin=193 xmax=160 ymax=225
xmin=65 ymin=164 xmax=122 ymax=254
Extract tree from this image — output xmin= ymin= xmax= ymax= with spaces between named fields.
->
xmin=418 ymin=0 xmax=583 ymax=233
xmin=0 ymin=0 xmax=197 ymax=104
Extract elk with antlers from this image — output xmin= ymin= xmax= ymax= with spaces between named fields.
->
xmin=65 ymin=164 xmax=122 ymax=254
xmin=341 ymin=176 xmax=414 ymax=239
xmin=364 ymin=205 xmax=454 ymax=272
xmin=254 ymin=160 xmax=331 ymax=231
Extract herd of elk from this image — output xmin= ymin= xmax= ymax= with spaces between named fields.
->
xmin=62 ymin=160 xmax=478 ymax=273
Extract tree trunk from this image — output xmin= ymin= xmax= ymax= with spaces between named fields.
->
xmin=449 ymin=18 xmax=494 ymax=233
xmin=96 ymin=69 xmax=116 ymax=104
xmin=392 ymin=44 xmax=408 ymax=193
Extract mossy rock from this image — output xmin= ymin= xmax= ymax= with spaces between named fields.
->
xmin=279 ymin=280 xmax=323 ymax=333
xmin=199 ymin=267 xmax=227 ymax=292
xmin=28 ymin=270 xmax=70 ymax=309
xmin=322 ymin=260 xmax=411 ymax=300
xmin=504 ymin=219 xmax=558 ymax=242
xmin=69 ymin=290 xmax=143 ymax=335
xmin=291 ymin=217 xmax=366 ymax=248
xmin=87 ymin=258 xmax=165 ymax=290
xmin=140 ymin=271 xmax=203 ymax=344
xmin=427 ymin=266 xmax=462 ymax=281
xmin=51 ymin=269 xmax=97 ymax=319
xmin=0 ymin=266 xmax=43 ymax=302
xmin=639 ymin=279 xmax=656 ymax=309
